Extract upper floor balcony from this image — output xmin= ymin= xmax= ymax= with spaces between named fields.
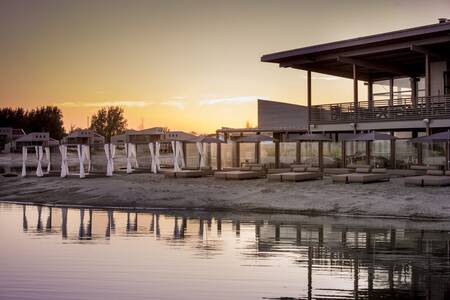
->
xmin=310 ymin=95 xmax=450 ymax=124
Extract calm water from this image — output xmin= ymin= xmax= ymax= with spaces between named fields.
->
xmin=1 ymin=203 xmax=450 ymax=299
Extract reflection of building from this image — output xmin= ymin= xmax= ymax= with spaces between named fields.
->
xmin=0 ymin=127 xmax=25 ymax=152
xmin=19 ymin=206 xmax=450 ymax=299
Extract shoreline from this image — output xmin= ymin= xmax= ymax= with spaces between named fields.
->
xmin=1 ymin=173 xmax=450 ymax=221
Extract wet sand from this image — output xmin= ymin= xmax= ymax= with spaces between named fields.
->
xmin=1 ymin=172 xmax=450 ymax=219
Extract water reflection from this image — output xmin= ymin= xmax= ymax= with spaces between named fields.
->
xmin=3 ymin=203 xmax=450 ymax=299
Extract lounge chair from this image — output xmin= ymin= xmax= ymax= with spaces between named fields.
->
xmin=332 ymin=167 xmax=390 ymax=184
xmin=404 ymin=170 xmax=450 ymax=187
xmin=214 ymin=165 xmax=266 ymax=180
xmin=267 ymin=166 xmax=323 ymax=182
xmin=164 ymin=170 xmax=204 ymax=178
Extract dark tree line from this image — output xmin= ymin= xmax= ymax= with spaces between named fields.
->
xmin=0 ymin=106 xmax=65 ymax=140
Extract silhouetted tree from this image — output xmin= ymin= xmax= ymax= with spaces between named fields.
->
xmin=0 ymin=106 xmax=65 ymax=139
xmin=90 ymin=106 xmax=127 ymax=142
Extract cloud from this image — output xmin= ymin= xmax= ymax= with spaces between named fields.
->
xmin=55 ymin=100 xmax=153 ymax=108
xmin=199 ymin=96 xmax=265 ymax=106
xmin=161 ymin=100 xmax=185 ymax=110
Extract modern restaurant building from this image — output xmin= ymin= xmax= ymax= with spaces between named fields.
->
xmin=257 ymin=19 xmax=450 ymax=170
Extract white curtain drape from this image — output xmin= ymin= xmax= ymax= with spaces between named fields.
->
xmin=155 ymin=141 xmax=161 ymax=172
xmin=21 ymin=146 xmax=27 ymax=177
xmin=82 ymin=145 xmax=91 ymax=173
xmin=125 ymin=143 xmax=138 ymax=174
xmin=35 ymin=146 xmax=44 ymax=177
xmin=104 ymin=143 xmax=115 ymax=176
xmin=77 ymin=144 xmax=85 ymax=178
xmin=177 ymin=141 xmax=185 ymax=168
xmin=149 ymin=142 xmax=156 ymax=174
xmin=196 ymin=142 xmax=207 ymax=169
xmin=171 ymin=141 xmax=181 ymax=171
xmin=59 ymin=145 xmax=69 ymax=178
xmin=44 ymin=147 xmax=51 ymax=173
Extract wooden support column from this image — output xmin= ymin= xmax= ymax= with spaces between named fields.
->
xmin=411 ymin=77 xmax=418 ymax=108
xmin=353 ymin=64 xmax=358 ymax=121
xmin=274 ymin=141 xmax=280 ymax=168
xmin=365 ymin=141 xmax=371 ymax=166
xmin=390 ymin=133 xmax=396 ymax=169
xmin=342 ymin=140 xmax=347 ymax=168
xmin=307 ymin=70 xmax=312 ymax=133
xmin=216 ymin=133 xmax=222 ymax=170
xmin=425 ymin=54 xmax=431 ymax=112
xmin=255 ymin=142 xmax=260 ymax=164
xmin=234 ymin=142 xmax=240 ymax=167
xmin=389 ymin=77 xmax=394 ymax=106
xmin=446 ymin=141 xmax=450 ymax=171
xmin=296 ymin=141 xmax=301 ymax=163
xmin=367 ymin=79 xmax=373 ymax=110
xmin=182 ymin=142 xmax=187 ymax=166
xmin=318 ymin=141 xmax=324 ymax=171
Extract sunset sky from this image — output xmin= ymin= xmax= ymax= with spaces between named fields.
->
xmin=1 ymin=0 xmax=449 ymax=133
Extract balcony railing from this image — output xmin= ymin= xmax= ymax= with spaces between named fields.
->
xmin=310 ymin=95 xmax=450 ymax=124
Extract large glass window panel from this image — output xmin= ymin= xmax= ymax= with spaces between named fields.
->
xmin=395 ymin=140 xmax=418 ymax=169
xmin=422 ymin=142 xmax=446 ymax=166
xmin=239 ymin=143 xmax=256 ymax=165
xmin=185 ymin=143 xmax=199 ymax=169
xmin=370 ymin=140 xmax=391 ymax=168
xmin=220 ymin=142 xmax=233 ymax=168
xmin=260 ymin=142 xmax=275 ymax=166
xmin=280 ymin=142 xmax=297 ymax=167
xmin=323 ymin=142 xmax=342 ymax=167
xmin=345 ymin=141 xmax=367 ymax=166
xmin=300 ymin=142 xmax=318 ymax=166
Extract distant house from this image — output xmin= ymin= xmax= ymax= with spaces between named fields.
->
xmin=13 ymin=132 xmax=59 ymax=150
xmin=61 ymin=129 xmax=105 ymax=146
xmin=111 ymin=127 xmax=166 ymax=145
xmin=0 ymin=127 xmax=25 ymax=152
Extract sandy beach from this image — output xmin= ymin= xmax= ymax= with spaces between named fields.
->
xmin=1 ymin=171 xmax=450 ymax=219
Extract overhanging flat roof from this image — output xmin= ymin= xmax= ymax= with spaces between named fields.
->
xmin=261 ymin=21 xmax=450 ymax=81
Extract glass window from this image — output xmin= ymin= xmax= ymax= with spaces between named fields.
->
xmin=239 ymin=143 xmax=256 ymax=165
xmin=280 ymin=142 xmax=297 ymax=167
xmin=260 ymin=142 xmax=275 ymax=166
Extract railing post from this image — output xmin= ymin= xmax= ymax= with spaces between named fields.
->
xmin=425 ymin=54 xmax=431 ymax=113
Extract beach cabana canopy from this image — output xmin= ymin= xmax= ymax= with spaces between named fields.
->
xmin=289 ymin=133 xmax=331 ymax=141
xmin=235 ymin=134 xmax=274 ymax=143
xmin=412 ymin=130 xmax=450 ymax=143
xmin=346 ymin=132 xmax=396 ymax=141
xmin=194 ymin=136 xmax=225 ymax=144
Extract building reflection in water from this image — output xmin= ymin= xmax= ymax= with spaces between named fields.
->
xmin=19 ymin=205 xmax=450 ymax=299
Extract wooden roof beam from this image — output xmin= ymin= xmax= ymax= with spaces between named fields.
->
xmin=410 ymin=44 xmax=448 ymax=60
xmin=279 ymin=57 xmax=315 ymax=68
xmin=337 ymin=56 xmax=413 ymax=77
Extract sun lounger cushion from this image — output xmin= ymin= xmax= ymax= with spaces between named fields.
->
xmin=250 ymin=166 xmax=264 ymax=171
xmin=426 ymin=170 xmax=444 ymax=176
xmin=405 ymin=175 xmax=450 ymax=187
xmin=372 ymin=168 xmax=387 ymax=174
xmin=225 ymin=171 xmax=263 ymax=180
xmin=273 ymin=172 xmax=322 ymax=182
xmin=355 ymin=167 xmax=371 ymax=173
xmin=347 ymin=173 xmax=389 ymax=183
xmin=306 ymin=167 xmax=321 ymax=172
xmin=267 ymin=173 xmax=283 ymax=181
xmin=446 ymin=171 xmax=450 ymax=176
xmin=214 ymin=171 xmax=228 ymax=179
xmin=239 ymin=166 xmax=251 ymax=171
xmin=411 ymin=165 xmax=442 ymax=170
xmin=175 ymin=170 xmax=203 ymax=178
xmin=292 ymin=166 xmax=307 ymax=172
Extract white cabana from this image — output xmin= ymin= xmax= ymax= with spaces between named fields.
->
xmin=104 ymin=143 xmax=116 ymax=177
xmin=125 ymin=143 xmax=139 ymax=174
xmin=21 ymin=146 xmax=27 ymax=177
xmin=35 ymin=146 xmax=44 ymax=177
xmin=44 ymin=147 xmax=51 ymax=173
xmin=82 ymin=144 xmax=91 ymax=173
xmin=77 ymin=145 xmax=85 ymax=178
xmin=148 ymin=141 xmax=162 ymax=174
xmin=196 ymin=142 xmax=207 ymax=169
xmin=171 ymin=141 xmax=186 ymax=172
xmin=59 ymin=145 xmax=69 ymax=178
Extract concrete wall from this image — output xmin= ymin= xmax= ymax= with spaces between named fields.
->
xmin=257 ymin=99 xmax=307 ymax=129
